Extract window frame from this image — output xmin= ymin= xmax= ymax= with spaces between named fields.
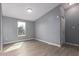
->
xmin=17 ymin=21 xmax=26 ymax=37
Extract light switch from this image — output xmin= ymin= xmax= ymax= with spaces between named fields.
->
xmin=57 ymin=16 xmax=59 ymax=18
xmin=72 ymin=26 xmax=75 ymax=29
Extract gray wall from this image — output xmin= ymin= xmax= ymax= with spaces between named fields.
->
xmin=0 ymin=3 xmax=2 ymax=50
xmin=2 ymin=16 xmax=35 ymax=44
xmin=65 ymin=4 xmax=79 ymax=44
xmin=35 ymin=6 xmax=63 ymax=45
xmin=60 ymin=6 xmax=65 ymax=45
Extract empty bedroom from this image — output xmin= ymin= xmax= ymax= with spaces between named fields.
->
xmin=0 ymin=3 xmax=79 ymax=56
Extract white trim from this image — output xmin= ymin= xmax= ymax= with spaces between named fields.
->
xmin=65 ymin=42 xmax=79 ymax=47
xmin=35 ymin=39 xmax=61 ymax=47
xmin=4 ymin=38 xmax=61 ymax=47
xmin=3 ymin=38 xmax=32 ymax=45
xmin=30 ymin=38 xmax=36 ymax=40
xmin=17 ymin=21 xmax=26 ymax=38
xmin=18 ymin=35 xmax=26 ymax=37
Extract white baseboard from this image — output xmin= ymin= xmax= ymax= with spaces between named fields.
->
xmin=4 ymin=38 xmax=61 ymax=47
xmin=35 ymin=39 xmax=61 ymax=47
xmin=3 ymin=38 xmax=32 ymax=45
xmin=65 ymin=42 xmax=79 ymax=47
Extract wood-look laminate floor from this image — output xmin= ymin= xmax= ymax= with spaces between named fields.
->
xmin=1 ymin=39 xmax=79 ymax=56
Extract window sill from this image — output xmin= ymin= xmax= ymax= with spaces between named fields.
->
xmin=18 ymin=35 xmax=26 ymax=37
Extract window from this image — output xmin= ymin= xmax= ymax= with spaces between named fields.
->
xmin=17 ymin=21 xmax=26 ymax=36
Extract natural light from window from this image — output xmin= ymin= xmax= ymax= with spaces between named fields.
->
xmin=17 ymin=21 xmax=26 ymax=37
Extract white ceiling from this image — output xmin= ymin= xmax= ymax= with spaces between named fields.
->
xmin=2 ymin=3 xmax=60 ymax=21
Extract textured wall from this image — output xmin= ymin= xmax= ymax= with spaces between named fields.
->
xmin=0 ymin=3 xmax=2 ymax=50
xmin=2 ymin=16 xmax=35 ymax=44
xmin=35 ymin=6 xmax=62 ymax=45
xmin=65 ymin=4 xmax=79 ymax=44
